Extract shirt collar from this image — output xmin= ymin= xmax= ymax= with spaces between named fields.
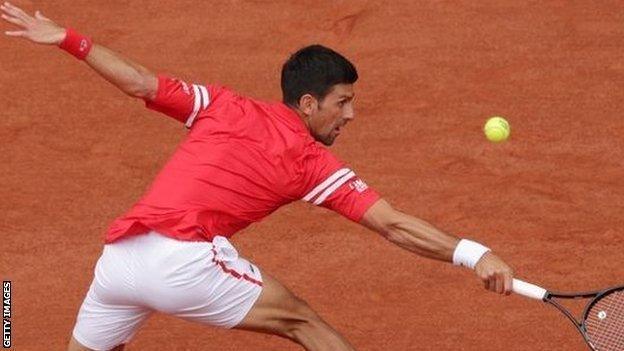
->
xmin=273 ymin=102 xmax=309 ymax=134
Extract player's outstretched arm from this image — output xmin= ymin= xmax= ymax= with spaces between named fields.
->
xmin=360 ymin=199 xmax=514 ymax=295
xmin=1 ymin=2 xmax=157 ymax=100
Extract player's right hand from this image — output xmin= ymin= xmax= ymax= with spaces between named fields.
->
xmin=1 ymin=2 xmax=66 ymax=45
xmin=474 ymin=252 xmax=514 ymax=295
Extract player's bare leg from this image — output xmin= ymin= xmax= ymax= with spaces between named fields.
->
xmin=235 ymin=273 xmax=356 ymax=351
xmin=67 ymin=336 xmax=124 ymax=351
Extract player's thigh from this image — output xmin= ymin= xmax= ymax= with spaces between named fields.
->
xmin=235 ymin=272 xmax=319 ymax=335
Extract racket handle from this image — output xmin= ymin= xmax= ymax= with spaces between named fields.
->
xmin=512 ymin=279 xmax=548 ymax=300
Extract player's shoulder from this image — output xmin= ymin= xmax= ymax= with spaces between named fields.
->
xmin=298 ymin=141 xmax=345 ymax=176
xmin=205 ymin=84 xmax=241 ymax=107
xmin=303 ymin=139 xmax=340 ymax=158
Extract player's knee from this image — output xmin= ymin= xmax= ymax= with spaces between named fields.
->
xmin=281 ymin=298 xmax=324 ymax=338
xmin=67 ymin=336 xmax=90 ymax=351
xmin=67 ymin=336 xmax=125 ymax=351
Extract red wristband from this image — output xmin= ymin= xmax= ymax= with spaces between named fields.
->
xmin=59 ymin=28 xmax=92 ymax=60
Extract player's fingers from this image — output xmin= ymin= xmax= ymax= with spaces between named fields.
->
xmin=495 ymin=273 xmax=504 ymax=294
xmin=2 ymin=1 xmax=26 ymax=15
xmin=489 ymin=275 xmax=497 ymax=293
xmin=1 ymin=13 xmax=25 ymax=27
xmin=34 ymin=10 xmax=49 ymax=21
xmin=4 ymin=30 xmax=25 ymax=37
xmin=503 ymin=272 xmax=513 ymax=295
xmin=3 ymin=2 xmax=31 ymax=21
xmin=0 ymin=3 xmax=12 ymax=16
xmin=1 ymin=6 xmax=28 ymax=24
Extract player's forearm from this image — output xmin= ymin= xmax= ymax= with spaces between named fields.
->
xmin=84 ymin=44 xmax=157 ymax=100
xmin=0 ymin=4 xmax=157 ymax=100
xmin=381 ymin=211 xmax=460 ymax=262
xmin=361 ymin=200 xmax=459 ymax=261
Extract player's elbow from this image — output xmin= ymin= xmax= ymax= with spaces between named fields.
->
xmin=362 ymin=200 xmax=406 ymax=242
xmin=376 ymin=211 xmax=419 ymax=248
xmin=123 ymin=72 xmax=158 ymax=100
xmin=382 ymin=222 xmax=411 ymax=246
xmin=375 ymin=212 xmax=407 ymax=243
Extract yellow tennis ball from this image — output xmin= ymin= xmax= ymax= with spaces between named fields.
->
xmin=484 ymin=116 xmax=510 ymax=143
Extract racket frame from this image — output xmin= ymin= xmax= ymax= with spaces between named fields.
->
xmin=542 ymin=285 xmax=624 ymax=351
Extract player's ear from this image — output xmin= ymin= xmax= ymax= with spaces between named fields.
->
xmin=298 ymin=94 xmax=317 ymax=116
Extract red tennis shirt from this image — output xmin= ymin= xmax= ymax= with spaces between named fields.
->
xmin=105 ymin=75 xmax=380 ymax=243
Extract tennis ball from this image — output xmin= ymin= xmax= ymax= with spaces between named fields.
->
xmin=484 ymin=116 xmax=510 ymax=143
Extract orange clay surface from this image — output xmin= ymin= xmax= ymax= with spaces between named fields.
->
xmin=1 ymin=1 xmax=623 ymax=350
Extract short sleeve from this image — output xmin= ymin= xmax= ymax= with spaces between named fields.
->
xmin=145 ymin=75 xmax=229 ymax=128
xmin=317 ymin=172 xmax=380 ymax=222
xmin=300 ymin=147 xmax=380 ymax=222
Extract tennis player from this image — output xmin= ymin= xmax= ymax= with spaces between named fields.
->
xmin=2 ymin=3 xmax=515 ymax=351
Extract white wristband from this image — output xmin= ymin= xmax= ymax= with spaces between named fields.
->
xmin=452 ymin=239 xmax=491 ymax=269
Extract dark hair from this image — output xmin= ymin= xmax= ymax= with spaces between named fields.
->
xmin=281 ymin=45 xmax=358 ymax=107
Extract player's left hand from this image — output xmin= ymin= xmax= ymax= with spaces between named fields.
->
xmin=474 ymin=252 xmax=514 ymax=295
xmin=1 ymin=2 xmax=66 ymax=45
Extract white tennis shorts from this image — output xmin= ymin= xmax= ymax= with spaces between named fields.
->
xmin=72 ymin=231 xmax=263 ymax=350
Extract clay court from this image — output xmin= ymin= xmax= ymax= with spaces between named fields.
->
xmin=1 ymin=0 xmax=623 ymax=350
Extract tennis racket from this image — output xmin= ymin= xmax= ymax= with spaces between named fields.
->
xmin=513 ymin=278 xmax=624 ymax=350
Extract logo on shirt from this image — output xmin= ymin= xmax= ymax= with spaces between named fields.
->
xmin=349 ymin=178 xmax=368 ymax=193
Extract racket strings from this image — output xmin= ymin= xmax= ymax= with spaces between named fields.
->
xmin=585 ymin=289 xmax=624 ymax=351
